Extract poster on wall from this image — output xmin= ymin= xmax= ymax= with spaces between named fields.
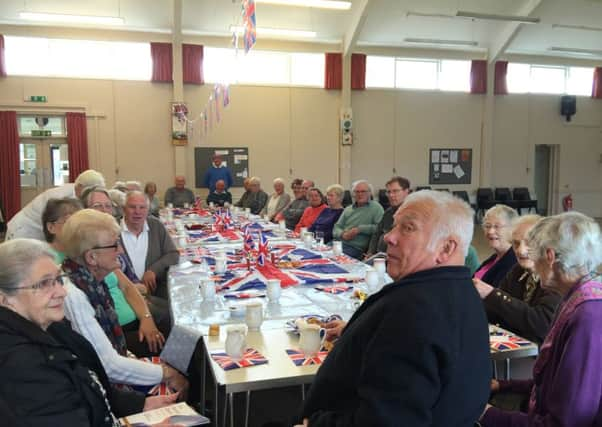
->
xmin=171 ymin=102 xmax=188 ymax=146
xmin=429 ymin=148 xmax=472 ymax=185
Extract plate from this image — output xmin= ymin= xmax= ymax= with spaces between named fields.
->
xmin=284 ymin=314 xmax=343 ymax=334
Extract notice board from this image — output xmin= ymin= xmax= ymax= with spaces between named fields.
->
xmin=429 ymin=148 xmax=472 ymax=185
xmin=194 ymin=147 xmax=249 ymax=188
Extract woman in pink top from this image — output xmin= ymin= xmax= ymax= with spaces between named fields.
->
xmin=295 ymin=187 xmax=327 ymax=233
xmin=473 ymin=204 xmax=518 ymax=288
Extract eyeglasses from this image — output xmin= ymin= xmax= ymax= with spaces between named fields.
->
xmin=386 ymin=189 xmax=403 ymax=195
xmin=354 ymin=190 xmax=370 ymax=194
xmin=483 ymin=223 xmax=507 ymax=231
xmin=90 ymin=203 xmax=113 ymax=211
xmin=91 ymin=240 xmax=121 ymax=251
xmin=4 ymin=274 xmax=67 ymax=292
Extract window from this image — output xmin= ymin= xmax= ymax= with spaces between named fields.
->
xmin=507 ymin=63 xmax=594 ymax=96
xmin=366 ymin=56 xmax=470 ymax=92
xmin=204 ymin=47 xmax=324 ymax=87
xmin=18 ymin=116 xmax=66 ymax=137
xmin=4 ymin=36 xmax=151 ymax=80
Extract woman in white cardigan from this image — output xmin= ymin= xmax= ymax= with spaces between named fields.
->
xmin=261 ymin=177 xmax=291 ymax=221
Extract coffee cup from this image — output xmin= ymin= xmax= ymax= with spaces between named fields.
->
xmin=245 ymin=302 xmax=263 ymax=331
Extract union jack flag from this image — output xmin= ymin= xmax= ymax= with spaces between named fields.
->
xmin=242 ymin=0 xmax=256 ymax=53
xmin=222 ymin=208 xmax=232 ymax=228
xmin=314 ymin=285 xmax=353 ymax=294
xmin=244 ymin=226 xmax=255 ymax=253
xmin=257 ymin=231 xmax=269 ymax=266
xmin=489 ymin=333 xmax=533 ymax=351
xmin=216 ymin=270 xmax=266 ymax=293
xmin=211 ymin=348 xmax=268 ymax=371
xmin=285 ymin=348 xmax=328 ymax=366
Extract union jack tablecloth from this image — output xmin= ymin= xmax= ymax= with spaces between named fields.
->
xmin=210 ymin=348 xmax=268 ymax=371
xmin=489 ymin=331 xmax=533 ymax=351
xmin=314 ymin=285 xmax=353 ymax=294
xmin=132 ymin=357 xmax=175 ymax=396
xmin=285 ymin=348 xmax=329 ymax=366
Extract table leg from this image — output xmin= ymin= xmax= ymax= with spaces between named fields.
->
xmin=244 ymin=391 xmax=250 ymax=427
xmin=200 ymin=348 xmax=206 ymax=413
xmin=214 ymin=383 xmax=219 ymax=427
xmin=221 ymin=387 xmax=227 ymax=427
xmin=505 ymin=358 xmax=511 ymax=380
xmin=301 ymin=384 xmax=306 ymax=400
xmin=229 ymin=393 xmax=234 ymax=427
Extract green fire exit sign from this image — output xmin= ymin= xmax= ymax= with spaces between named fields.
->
xmin=29 ymin=96 xmax=47 ymax=102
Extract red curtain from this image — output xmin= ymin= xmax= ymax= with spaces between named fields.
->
xmin=324 ymin=53 xmax=343 ymax=90
xmin=150 ymin=42 xmax=173 ymax=82
xmin=0 ymin=34 xmax=7 ymax=77
xmin=351 ymin=53 xmax=366 ymax=90
xmin=470 ymin=60 xmax=487 ymax=94
xmin=0 ymin=111 xmax=20 ymax=220
xmin=592 ymin=67 xmax=602 ymax=99
xmin=66 ymin=112 xmax=89 ymax=183
xmin=494 ymin=61 xmax=509 ymax=95
xmin=183 ymin=44 xmax=204 ymax=85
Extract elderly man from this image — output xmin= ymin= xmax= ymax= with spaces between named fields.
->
xmin=234 ymin=177 xmax=252 ymax=208
xmin=6 ymin=169 xmax=105 ymax=240
xmin=277 ymin=178 xmax=309 ymax=230
xmin=206 ymin=179 xmax=232 ymax=207
xmin=236 ymin=176 xmax=268 ymax=215
xmin=121 ymin=191 xmax=179 ymax=299
xmin=300 ymin=190 xmax=491 ymax=427
xmin=203 ymin=154 xmax=233 ymax=193
xmin=332 ymin=180 xmax=384 ymax=259
xmin=366 ymin=176 xmax=411 ymax=258
xmin=164 ymin=176 xmax=195 ymax=208
xmin=302 ymin=179 xmax=314 ymax=194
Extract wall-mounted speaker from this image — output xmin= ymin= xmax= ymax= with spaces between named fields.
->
xmin=340 ymin=108 xmax=353 ymax=145
xmin=560 ymin=95 xmax=576 ymax=122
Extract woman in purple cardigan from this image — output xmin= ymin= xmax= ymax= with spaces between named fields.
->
xmin=480 ymin=212 xmax=602 ymax=427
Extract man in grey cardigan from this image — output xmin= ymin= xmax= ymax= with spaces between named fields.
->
xmin=121 ymin=191 xmax=179 ymax=299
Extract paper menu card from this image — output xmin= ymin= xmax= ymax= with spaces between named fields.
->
xmin=120 ymin=402 xmax=209 ymax=426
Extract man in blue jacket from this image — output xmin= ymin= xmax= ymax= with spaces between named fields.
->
xmin=204 ymin=154 xmax=233 ymax=193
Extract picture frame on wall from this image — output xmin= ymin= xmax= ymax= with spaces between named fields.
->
xmin=171 ymin=102 xmax=188 ymax=146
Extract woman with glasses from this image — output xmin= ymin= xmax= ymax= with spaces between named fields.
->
xmin=0 ymin=239 xmax=178 ymax=425
xmin=473 ymin=204 xmax=518 ymax=288
xmin=58 ymin=209 xmax=187 ymax=393
xmin=276 ymin=178 xmax=309 ymax=230
xmin=481 ymin=212 xmax=602 ymax=426
xmin=294 ymin=187 xmax=327 ymax=233
xmin=309 ymin=184 xmax=345 ymax=244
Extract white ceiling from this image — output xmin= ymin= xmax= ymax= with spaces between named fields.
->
xmin=1 ymin=0 xmax=602 ymax=61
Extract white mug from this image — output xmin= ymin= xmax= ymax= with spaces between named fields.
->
xmin=209 ymin=202 xmax=215 ymax=208
xmin=266 ymin=279 xmax=281 ymax=302
xmin=245 ymin=302 xmax=263 ymax=331
xmin=245 ymin=207 xmax=251 ymax=218
xmin=178 ymin=236 xmax=187 ymax=247
xmin=225 ymin=325 xmax=247 ymax=359
xmin=278 ymin=220 xmax=286 ymax=230
xmin=184 ymin=202 xmax=190 ymax=208
xmin=167 ymin=203 xmax=174 ymax=209
xmin=365 ymin=270 xmax=379 ymax=289
xmin=166 ymin=211 xmax=174 ymax=221
xmin=201 ymin=280 xmax=216 ymax=301
xmin=214 ymin=257 xmax=227 ymax=274
xmin=300 ymin=227 xmax=308 ymax=236
xmin=303 ymin=232 xmax=314 ymax=249
xmin=297 ymin=323 xmax=325 ymax=356
xmin=332 ymin=240 xmax=343 ymax=256
xmin=374 ymin=258 xmax=386 ymax=278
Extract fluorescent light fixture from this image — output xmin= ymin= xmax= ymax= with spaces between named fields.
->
xmin=19 ymin=12 xmax=124 ymax=25
xmin=255 ymin=0 xmax=351 ymax=10
xmin=549 ymin=46 xmax=602 ymax=56
xmin=405 ymin=37 xmax=478 ymax=47
xmin=456 ymin=11 xmax=540 ymax=24
xmin=552 ymin=23 xmax=602 ymax=33
xmin=406 ymin=11 xmax=455 ymax=19
xmin=230 ymin=25 xmax=316 ymax=38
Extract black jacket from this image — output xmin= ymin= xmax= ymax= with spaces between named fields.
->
xmin=301 ymin=266 xmax=491 ymax=427
xmin=476 ymin=248 xmax=517 ymax=288
xmin=483 ymin=264 xmax=561 ymax=344
xmin=0 ymin=307 xmax=145 ymax=427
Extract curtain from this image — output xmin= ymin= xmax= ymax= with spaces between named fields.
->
xmin=66 ymin=112 xmax=89 ymax=183
xmin=592 ymin=67 xmax=602 ymax=99
xmin=183 ymin=44 xmax=204 ymax=85
xmin=150 ymin=42 xmax=173 ymax=82
xmin=0 ymin=111 xmax=20 ymax=220
xmin=470 ymin=60 xmax=487 ymax=94
xmin=324 ymin=53 xmax=343 ymax=90
xmin=494 ymin=61 xmax=509 ymax=95
xmin=0 ymin=34 xmax=6 ymax=77
xmin=351 ymin=53 xmax=366 ymax=90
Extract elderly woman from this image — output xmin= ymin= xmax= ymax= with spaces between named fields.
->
xmin=59 ymin=209 xmax=187 ymax=391
xmin=481 ymin=212 xmax=602 ymax=426
xmin=41 ymin=197 xmax=82 ymax=264
xmin=474 ymin=215 xmax=561 ymax=344
xmin=473 ymin=205 xmax=518 ymax=288
xmin=309 ymin=184 xmax=345 ymax=244
xmin=0 ymin=239 xmax=177 ymax=425
xmin=261 ymin=177 xmax=291 ymax=221
xmin=276 ymin=178 xmax=309 ymax=230
xmin=295 ymin=187 xmax=327 ymax=233
xmin=144 ymin=181 xmax=160 ymax=217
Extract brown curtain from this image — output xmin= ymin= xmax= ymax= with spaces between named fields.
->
xmin=592 ymin=67 xmax=602 ymax=99
xmin=324 ymin=53 xmax=343 ymax=90
xmin=351 ymin=53 xmax=366 ymax=90
xmin=66 ymin=112 xmax=89 ymax=183
xmin=0 ymin=111 xmax=20 ymax=220
xmin=183 ymin=44 xmax=204 ymax=85
xmin=470 ymin=60 xmax=487 ymax=94
xmin=0 ymin=35 xmax=7 ymax=77
xmin=150 ymin=42 xmax=173 ymax=82
xmin=494 ymin=61 xmax=509 ymax=95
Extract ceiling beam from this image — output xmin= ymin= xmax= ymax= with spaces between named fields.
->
xmin=343 ymin=0 xmax=370 ymax=56
xmin=488 ymin=0 xmax=542 ymax=64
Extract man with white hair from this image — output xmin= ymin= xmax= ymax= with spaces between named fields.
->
xmin=6 ymin=169 xmax=105 ymax=240
xmin=164 ymin=176 xmax=195 ymax=208
xmin=300 ymin=190 xmax=491 ymax=427
xmin=332 ymin=180 xmax=384 ymax=259
xmin=237 ymin=176 xmax=268 ymax=215
xmin=120 ymin=191 xmax=179 ymax=299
